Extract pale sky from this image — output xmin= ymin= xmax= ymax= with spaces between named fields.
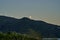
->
xmin=0 ymin=0 xmax=60 ymax=25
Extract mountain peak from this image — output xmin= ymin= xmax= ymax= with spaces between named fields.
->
xmin=20 ymin=17 xmax=31 ymax=20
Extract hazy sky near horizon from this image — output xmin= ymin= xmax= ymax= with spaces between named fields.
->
xmin=0 ymin=0 xmax=60 ymax=25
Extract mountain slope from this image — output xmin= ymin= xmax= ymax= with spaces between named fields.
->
xmin=0 ymin=16 xmax=60 ymax=38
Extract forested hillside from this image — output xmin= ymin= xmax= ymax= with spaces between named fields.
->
xmin=0 ymin=16 xmax=60 ymax=38
xmin=0 ymin=32 xmax=42 ymax=40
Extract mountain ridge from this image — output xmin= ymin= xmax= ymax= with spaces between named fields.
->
xmin=0 ymin=15 xmax=60 ymax=38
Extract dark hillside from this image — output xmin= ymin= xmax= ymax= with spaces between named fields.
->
xmin=0 ymin=16 xmax=60 ymax=38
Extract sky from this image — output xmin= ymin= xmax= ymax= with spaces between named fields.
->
xmin=0 ymin=0 xmax=60 ymax=25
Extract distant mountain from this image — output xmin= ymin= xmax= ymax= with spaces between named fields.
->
xmin=0 ymin=16 xmax=60 ymax=38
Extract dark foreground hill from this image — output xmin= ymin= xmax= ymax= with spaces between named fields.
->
xmin=0 ymin=16 xmax=60 ymax=38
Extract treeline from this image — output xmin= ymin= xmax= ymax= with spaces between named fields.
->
xmin=0 ymin=32 xmax=42 ymax=40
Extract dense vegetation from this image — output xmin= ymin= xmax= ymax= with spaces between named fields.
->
xmin=0 ymin=32 xmax=42 ymax=40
